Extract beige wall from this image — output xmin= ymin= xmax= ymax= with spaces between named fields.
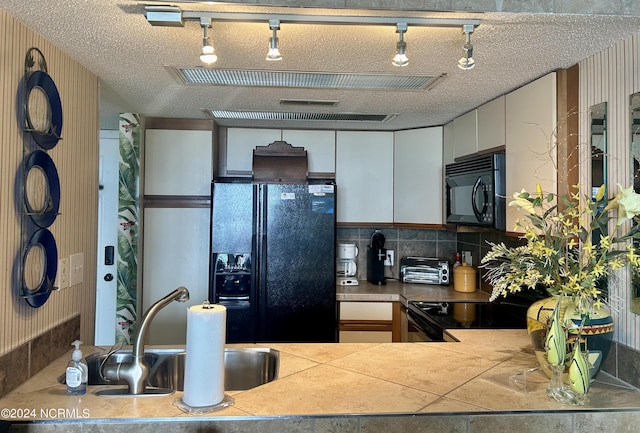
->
xmin=0 ymin=9 xmax=99 ymax=356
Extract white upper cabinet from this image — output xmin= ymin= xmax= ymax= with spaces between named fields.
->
xmin=226 ymin=128 xmax=282 ymax=174
xmin=282 ymin=129 xmax=336 ymax=175
xmin=452 ymin=109 xmax=478 ymax=159
xmin=477 ymin=96 xmax=506 ymax=151
xmin=505 ymin=72 xmax=557 ymax=232
xmin=394 ymin=127 xmax=443 ymax=224
xmin=443 ymin=121 xmax=454 ymax=165
xmin=226 ymin=128 xmax=335 ymax=176
xmin=336 ymin=131 xmax=394 ymax=223
xmin=144 ymin=129 xmax=212 ymax=196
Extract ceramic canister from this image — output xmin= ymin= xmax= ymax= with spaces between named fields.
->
xmin=453 ymin=263 xmax=477 ymax=292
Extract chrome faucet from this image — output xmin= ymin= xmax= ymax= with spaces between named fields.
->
xmin=101 ymin=286 xmax=190 ymax=394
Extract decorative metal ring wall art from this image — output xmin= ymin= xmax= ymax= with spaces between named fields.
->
xmin=22 ymin=228 xmax=58 ymax=308
xmin=24 ymin=70 xmax=63 ymax=150
xmin=24 ymin=150 xmax=61 ymax=228
xmin=17 ymin=48 xmax=64 ymax=307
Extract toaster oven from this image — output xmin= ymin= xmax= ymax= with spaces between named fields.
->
xmin=400 ymin=257 xmax=450 ymax=285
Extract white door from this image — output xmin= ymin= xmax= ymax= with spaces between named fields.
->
xmin=95 ymin=130 xmax=120 ymax=345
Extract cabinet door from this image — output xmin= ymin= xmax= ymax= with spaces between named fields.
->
xmin=339 ymin=301 xmax=393 ymax=343
xmin=226 ymin=128 xmax=282 ymax=174
xmin=336 ymin=131 xmax=394 ymax=223
xmin=142 ymin=207 xmax=210 ymax=344
xmin=282 ymin=129 xmax=335 ymax=175
xmin=443 ymin=121 xmax=454 ymax=165
xmin=505 ymin=72 xmax=557 ymax=233
xmin=394 ymin=127 xmax=443 ymax=224
xmin=144 ymin=129 xmax=212 ymax=195
xmin=477 ymin=96 xmax=506 ymax=151
xmin=453 ymin=110 xmax=477 ymax=159
xmin=340 ymin=301 xmax=393 ymax=320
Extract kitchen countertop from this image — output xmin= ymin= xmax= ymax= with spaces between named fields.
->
xmin=2 ymin=330 xmax=640 ymax=424
xmin=336 ymin=279 xmax=490 ymax=304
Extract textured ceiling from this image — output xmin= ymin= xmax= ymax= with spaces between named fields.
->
xmin=3 ymin=1 xmax=640 ymax=131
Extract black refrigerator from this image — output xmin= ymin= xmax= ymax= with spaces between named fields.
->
xmin=209 ymin=179 xmax=337 ymax=343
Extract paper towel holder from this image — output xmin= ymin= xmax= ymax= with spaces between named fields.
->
xmin=202 ymin=300 xmax=214 ymax=309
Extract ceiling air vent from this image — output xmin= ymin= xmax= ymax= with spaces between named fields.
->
xmin=169 ymin=67 xmax=446 ymax=91
xmin=280 ymin=99 xmax=339 ymax=107
xmin=207 ymin=110 xmax=396 ymax=122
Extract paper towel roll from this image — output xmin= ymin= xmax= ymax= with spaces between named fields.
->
xmin=182 ymin=303 xmax=227 ymax=407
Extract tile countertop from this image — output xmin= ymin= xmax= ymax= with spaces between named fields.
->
xmin=336 ymin=279 xmax=490 ymax=304
xmin=2 ymin=331 xmax=640 ymax=423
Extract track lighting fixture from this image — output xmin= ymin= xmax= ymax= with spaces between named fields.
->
xmin=145 ymin=6 xmax=481 ymax=68
xmin=199 ymin=17 xmax=217 ymax=65
xmin=392 ymin=23 xmax=409 ymax=67
xmin=458 ymin=24 xmax=475 ymax=70
xmin=266 ymin=19 xmax=282 ymax=61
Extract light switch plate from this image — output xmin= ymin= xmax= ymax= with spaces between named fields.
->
xmin=69 ymin=252 xmax=84 ymax=286
xmin=55 ymin=257 xmax=69 ymax=290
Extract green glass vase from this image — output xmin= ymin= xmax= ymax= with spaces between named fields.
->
xmin=526 ymin=295 xmax=613 ymax=381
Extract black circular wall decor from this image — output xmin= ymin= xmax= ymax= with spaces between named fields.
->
xmin=17 ymin=48 xmax=63 ymax=308
xmin=21 ymin=228 xmax=57 ymax=308
xmin=24 ymin=69 xmax=63 ymax=150
xmin=24 ymin=150 xmax=60 ymax=228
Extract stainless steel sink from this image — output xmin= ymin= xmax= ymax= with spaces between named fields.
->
xmin=148 ymin=347 xmax=279 ymax=391
xmin=58 ymin=347 xmax=279 ymax=393
xmin=58 ymin=351 xmax=161 ymax=386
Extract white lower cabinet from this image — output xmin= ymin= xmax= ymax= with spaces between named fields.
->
xmin=338 ymin=301 xmax=400 ymax=343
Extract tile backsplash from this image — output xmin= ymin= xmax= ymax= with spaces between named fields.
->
xmin=337 ymin=227 xmax=457 ymax=283
xmin=0 ymin=315 xmax=80 ymax=398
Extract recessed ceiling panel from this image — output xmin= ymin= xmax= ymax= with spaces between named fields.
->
xmin=207 ymin=110 xmax=396 ymax=122
xmin=170 ymin=67 xmax=446 ymax=91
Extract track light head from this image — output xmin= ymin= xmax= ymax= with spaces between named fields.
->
xmin=458 ymin=24 xmax=475 ymax=70
xmin=266 ymin=19 xmax=282 ymax=61
xmin=392 ymin=23 xmax=409 ymax=67
xmin=199 ymin=17 xmax=217 ymax=65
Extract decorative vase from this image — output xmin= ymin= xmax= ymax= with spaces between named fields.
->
xmin=568 ymin=337 xmax=591 ymax=395
xmin=526 ymin=295 xmax=614 ymax=381
xmin=542 ymin=298 xmax=590 ymax=405
xmin=546 ymin=363 xmax=589 ymax=406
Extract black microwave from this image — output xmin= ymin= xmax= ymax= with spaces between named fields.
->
xmin=445 ymin=153 xmax=506 ymax=230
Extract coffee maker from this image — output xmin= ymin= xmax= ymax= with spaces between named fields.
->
xmin=367 ymin=230 xmax=386 ymax=285
xmin=336 ymin=242 xmax=359 ymax=286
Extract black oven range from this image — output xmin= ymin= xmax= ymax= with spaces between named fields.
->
xmin=406 ymin=299 xmax=531 ymax=342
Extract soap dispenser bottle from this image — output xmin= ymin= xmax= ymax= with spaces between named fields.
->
xmin=66 ymin=340 xmax=88 ymax=395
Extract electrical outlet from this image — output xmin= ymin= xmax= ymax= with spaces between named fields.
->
xmin=384 ymin=249 xmax=395 ymax=266
xmin=55 ymin=257 xmax=69 ymax=290
xmin=69 ymin=252 xmax=84 ymax=287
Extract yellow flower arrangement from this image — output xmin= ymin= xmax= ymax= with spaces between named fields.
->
xmin=481 ymin=183 xmax=640 ymax=314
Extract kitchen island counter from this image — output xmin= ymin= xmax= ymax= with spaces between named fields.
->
xmin=2 ymin=330 xmax=640 ymax=432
